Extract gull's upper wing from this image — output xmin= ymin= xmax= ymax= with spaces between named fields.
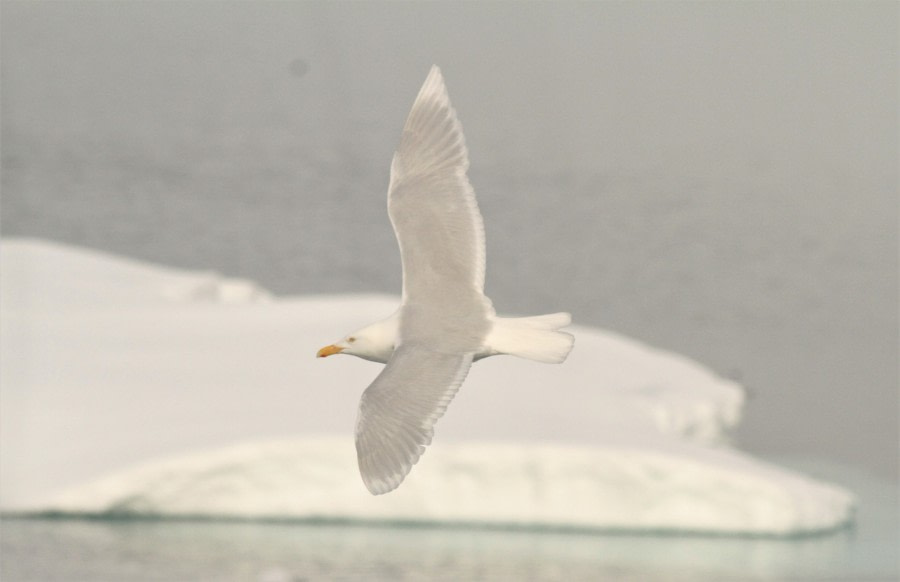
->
xmin=388 ymin=65 xmax=487 ymax=304
xmin=355 ymin=344 xmax=473 ymax=495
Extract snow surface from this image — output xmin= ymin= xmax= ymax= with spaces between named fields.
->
xmin=0 ymin=239 xmax=855 ymax=534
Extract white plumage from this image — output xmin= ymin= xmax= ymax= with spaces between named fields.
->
xmin=317 ymin=66 xmax=574 ymax=495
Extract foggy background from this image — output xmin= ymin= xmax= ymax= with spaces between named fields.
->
xmin=2 ymin=1 xmax=896 ymax=483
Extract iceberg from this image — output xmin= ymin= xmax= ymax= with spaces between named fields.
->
xmin=47 ymin=437 xmax=852 ymax=535
xmin=0 ymin=239 xmax=854 ymax=534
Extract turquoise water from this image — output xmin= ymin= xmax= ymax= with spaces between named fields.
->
xmin=0 ymin=518 xmax=871 ymax=582
xmin=0 ymin=515 xmax=887 ymax=582
xmin=2 ymin=460 xmax=896 ymax=582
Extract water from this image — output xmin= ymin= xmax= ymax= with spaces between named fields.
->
xmin=2 ymin=459 xmax=896 ymax=582
xmin=0 ymin=518 xmax=874 ymax=582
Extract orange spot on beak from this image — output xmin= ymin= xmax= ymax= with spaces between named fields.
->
xmin=317 ymin=344 xmax=344 ymax=358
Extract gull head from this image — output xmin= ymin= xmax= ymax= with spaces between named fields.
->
xmin=316 ymin=314 xmax=399 ymax=364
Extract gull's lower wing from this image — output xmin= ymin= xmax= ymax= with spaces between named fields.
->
xmin=388 ymin=65 xmax=487 ymax=304
xmin=355 ymin=344 xmax=473 ymax=495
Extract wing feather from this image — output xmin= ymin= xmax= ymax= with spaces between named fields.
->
xmin=355 ymin=345 xmax=473 ymax=495
xmin=388 ymin=66 xmax=487 ymax=303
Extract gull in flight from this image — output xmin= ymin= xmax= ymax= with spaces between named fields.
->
xmin=317 ymin=66 xmax=574 ymax=495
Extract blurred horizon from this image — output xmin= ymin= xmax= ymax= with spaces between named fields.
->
xmin=1 ymin=1 xmax=897 ymax=482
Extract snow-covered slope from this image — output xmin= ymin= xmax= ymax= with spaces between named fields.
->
xmin=0 ymin=239 xmax=854 ymax=534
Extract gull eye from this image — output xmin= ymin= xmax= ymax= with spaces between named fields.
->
xmin=347 ymin=337 xmax=356 ymax=343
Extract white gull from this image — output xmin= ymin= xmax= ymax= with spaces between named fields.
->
xmin=317 ymin=66 xmax=574 ymax=495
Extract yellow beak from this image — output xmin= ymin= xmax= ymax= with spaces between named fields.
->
xmin=317 ymin=344 xmax=344 ymax=358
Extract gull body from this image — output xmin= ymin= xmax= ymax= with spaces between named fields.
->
xmin=320 ymin=309 xmax=573 ymax=365
xmin=318 ymin=66 xmax=574 ymax=495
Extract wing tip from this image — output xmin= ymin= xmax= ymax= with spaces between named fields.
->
xmin=364 ymin=476 xmax=400 ymax=496
xmin=426 ymin=64 xmax=442 ymax=83
xmin=418 ymin=64 xmax=449 ymax=104
xmin=359 ymin=440 xmax=430 ymax=495
xmin=391 ymin=64 xmax=469 ymax=179
xmin=361 ymin=463 xmax=410 ymax=495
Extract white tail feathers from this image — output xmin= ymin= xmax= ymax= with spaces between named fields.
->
xmin=483 ymin=312 xmax=574 ymax=364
